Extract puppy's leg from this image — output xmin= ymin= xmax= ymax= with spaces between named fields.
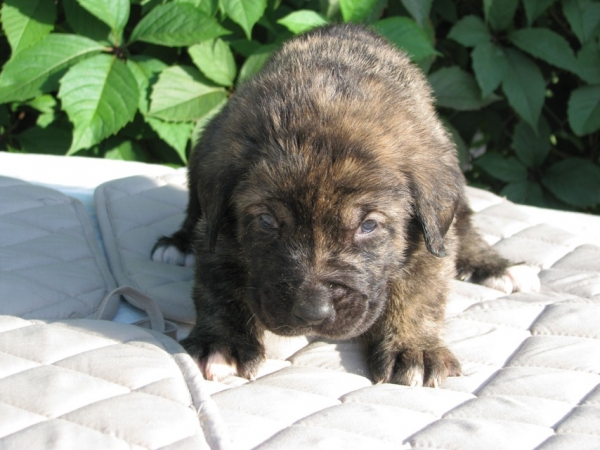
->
xmin=181 ymin=294 xmax=265 ymax=381
xmin=181 ymin=247 xmax=265 ymax=381
xmin=454 ymin=201 xmax=540 ymax=293
xmin=366 ymin=257 xmax=461 ymax=387
xmin=181 ymin=317 xmax=264 ymax=382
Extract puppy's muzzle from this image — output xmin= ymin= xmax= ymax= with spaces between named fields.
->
xmin=291 ymin=281 xmax=339 ymax=326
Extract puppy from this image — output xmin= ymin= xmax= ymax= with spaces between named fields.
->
xmin=153 ymin=24 xmax=539 ymax=387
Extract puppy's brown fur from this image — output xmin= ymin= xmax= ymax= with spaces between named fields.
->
xmin=154 ymin=24 xmax=519 ymax=386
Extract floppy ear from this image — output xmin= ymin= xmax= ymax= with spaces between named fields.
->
xmin=410 ymin=166 xmax=462 ymax=258
xmin=201 ymin=183 xmax=228 ymax=252
xmin=196 ymin=158 xmax=248 ymax=252
xmin=191 ymin=108 xmax=246 ymax=253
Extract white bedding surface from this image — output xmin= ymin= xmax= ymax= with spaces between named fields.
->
xmin=0 ymin=153 xmax=180 ymax=239
xmin=2 ymin=152 xmax=600 ymax=449
xmin=0 ymin=153 xmax=183 ymax=324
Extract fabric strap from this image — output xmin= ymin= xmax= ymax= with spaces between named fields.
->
xmin=95 ymin=286 xmax=178 ymax=339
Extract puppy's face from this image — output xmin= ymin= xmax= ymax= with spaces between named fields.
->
xmin=231 ymin=133 xmax=415 ymax=339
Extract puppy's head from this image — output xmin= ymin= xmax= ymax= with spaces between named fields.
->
xmin=229 ymin=132 xmax=403 ymax=338
xmin=210 ymin=117 xmax=460 ymax=339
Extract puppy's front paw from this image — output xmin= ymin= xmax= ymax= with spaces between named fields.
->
xmin=151 ymin=231 xmax=195 ymax=266
xmin=198 ymin=352 xmax=240 ymax=382
xmin=372 ymin=346 xmax=461 ymax=387
xmin=481 ymin=264 xmax=540 ymax=294
xmin=180 ymin=335 xmax=264 ymax=382
xmin=152 ymin=243 xmax=195 ymax=267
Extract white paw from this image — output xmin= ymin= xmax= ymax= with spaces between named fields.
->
xmin=481 ymin=264 xmax=540 ymax=294
xmin=506 ymin=264 xmax=541 ymax=293
xmin=198 ymin=352 xmax=238 ymax=382
xmin=152 ymin=244 xmax=195 ymax=267
xmin=406 ymin=368 xmax=424 ymax=387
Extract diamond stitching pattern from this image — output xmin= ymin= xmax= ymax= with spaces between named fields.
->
xmin=0 ymin=177 xmax=116 ymax=320
xmin=95 ymin=174 xmax=195 ymax=323
xmin=0 ymin=318 xmax=208 ymax=448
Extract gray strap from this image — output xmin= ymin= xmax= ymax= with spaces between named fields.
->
xmin=96 ymin=286 xmax=178 ymax=338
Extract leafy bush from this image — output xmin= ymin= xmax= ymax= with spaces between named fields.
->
xmin=0 ymin=0 xmax=599 ymax=212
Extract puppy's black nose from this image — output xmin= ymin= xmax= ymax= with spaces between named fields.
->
xmin=292 ymin=302 xmax=334 ymax=326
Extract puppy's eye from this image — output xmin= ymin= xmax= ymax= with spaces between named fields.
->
xmin=259 ymin=213 xmax=278 ymax=230
xmin=359 ymin=219 xmax=378 ymax=234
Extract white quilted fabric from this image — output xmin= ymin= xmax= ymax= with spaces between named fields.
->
xmin=0 ymin=316 xmax=216 ymax=449
xmin=94 ymin=176 xmax=600 ymax=449
xmin=0 ymin=176 xmax=117 ymax=320
xmin=94 ymin=174 xmax=196 ymax=324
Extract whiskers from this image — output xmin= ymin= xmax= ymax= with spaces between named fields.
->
xmin=245 ymin=313 xmax=257 ymax=328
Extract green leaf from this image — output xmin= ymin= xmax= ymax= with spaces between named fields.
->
xmin=523 ymin=0 xmax=555 ymax=25
xmin=568 ymin=84 xmax=600 ymax=136
xmin=220 ymin=0 xmax=267 ymax=40
xmin=130 ymin=3 xmax=230 ymax=46
xmin=1 ymin=0 xmax=56 ymax=55
xmin=512 ymin=118 xmax=551 ymax=168
xmin=26 ymin=94 xmax=59 ymax=127
xmin=476 ymin=153 xmax=528 ymax=183
xmin=63 ymin=0 xmax=111 ymax=43
xmin=472 ymin=41 xmax=508 ymax=98
xmin=340 ymin=0 xmax=378 ymax=23
xmin=562 ymin=0 xmax=600 ymax=44
xmin=189 ymin=39 xmax=237 ymax=87
xmin=542 ymin=158 xmax=600 ymax=207
xmin=126 ymin=57 xmax=168 ymax=114
xmin=501 ymin=180 xmax=544 ymax=205
xmin=576 ymin=41 xmax=600 ymax=83
xmin=0 ymin=105 xmax=9 ymax=127
xmin=238 ymin=45 xmax=276 ymax=83
xmin=16 ymin=124 xmax=71 ymax=155
xmin=277 ymin=10 xmax=329 ymax=34
xmin=508 ymin=28 xmax=577 ymax=72
xmin=148 ymin=65 xmax=228 ymax=122
xmin=0 ymin=34 xmax=105 ymax=103
xmin=433 ymin=0 xmax=458 ymax=22
xmin=229 ymin=39 xmax=263 ymax=57
xmin=175 ymin=0 xmax=219 ymax=16
xmin=447 ymin=15 xmax=491 ymax=47
xmin=26 ymin=94 xmax=57 ymax=114
xmin=103 ymin=137 xmax=147 ymax=161
xmin=501 ymin=49 xmax=546 ymax=129
xmin=58 ymin=54 xmax=139 ymax=154
xmin=400 ymin=0 xmax=433 ymax=27
xmin=130 ymin=55 xmax=169 ymax=78
xmin=429 ymin=67 xmax=496 ymax=111
xmin=75 ymin=0 xmax=130 ymax=43
xmin=373 ymin=17 xmax=438 ymax=61
xmin=483 ymin=0 xmax=519 ymax=31
xmin=145 ymin=117 xmax=194 ymax=164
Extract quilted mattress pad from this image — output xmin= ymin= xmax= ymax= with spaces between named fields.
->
xmin=1 ymin=165 xmax=600 ymax=449
xmin=0 ymin=176 xmax=117 ymax=320
xmin=0 ymin=316 xmax=226 ymax=449
xmin=92 ymin=174 xmax=600 ymax=449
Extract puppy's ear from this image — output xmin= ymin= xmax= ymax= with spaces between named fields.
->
xmin=196 ymin=157 xmax=247 ymax=252
xmin=202 ymin=184 xmax=227 ymax=252
xmin=410 ymin=167 xmax=461 ymax=257
xmin=189 ymin=100 xmax=252 ymax=252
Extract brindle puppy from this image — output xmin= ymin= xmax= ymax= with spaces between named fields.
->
xmin=152 ymin=24 xmax=539 ymax=387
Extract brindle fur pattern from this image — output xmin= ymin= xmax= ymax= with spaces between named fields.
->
xmin=154 ymin=24 xmax=513 ymax=386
